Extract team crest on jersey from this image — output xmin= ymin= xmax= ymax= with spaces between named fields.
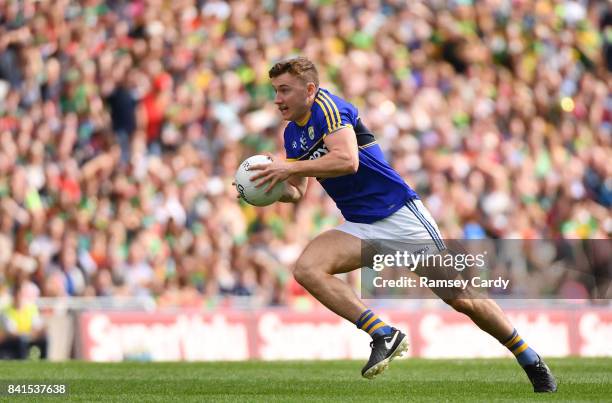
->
xmin=308 ymin=126 xmax=315 ymax=140
xmin=292 ymin=140 xmax=297 ymax=149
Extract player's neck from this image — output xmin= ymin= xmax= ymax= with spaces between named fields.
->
xmin=294 ymin=92 xmax=317 ymax=126
xmin=295 ymin=110 xmax=312 ymax=126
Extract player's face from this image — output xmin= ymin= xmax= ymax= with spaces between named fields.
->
xmin=271 ymin=73 xmax=312 ymax=122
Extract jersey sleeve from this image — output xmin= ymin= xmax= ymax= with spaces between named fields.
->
xmin=313 ymin=91 xmax=356 ymax=137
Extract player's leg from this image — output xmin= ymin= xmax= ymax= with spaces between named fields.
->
xmin=292 ymin=229 xmax=365 ymax=321
xmin=414 ymin=261 xmax=519 ymax=348
xmin=407 ymin=199 xmax=557 ymax=392
xmin=415 ymin=252 xmax=557 ymax=392
xmin=293 ymin=229 xmax=408 ymax=378
xmin=439 ymin=292 xmax=557 ymax=392
xmin=442 ymin=290 xmax=514 ymax=340
xmin=430 ymin=263 xmax=556 ymax=391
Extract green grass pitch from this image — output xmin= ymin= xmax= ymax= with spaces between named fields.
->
xmin=0 ymin=358 xmax=609 ymax=402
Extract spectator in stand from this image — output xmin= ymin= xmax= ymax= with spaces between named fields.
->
xmin=0 ymin=283 xmax=46 ymax=359
xmin=0 ymin=0 xmax=608 ymax=310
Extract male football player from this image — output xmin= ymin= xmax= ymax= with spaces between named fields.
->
xmin=247 ymin=57 xmax=556 ymax=392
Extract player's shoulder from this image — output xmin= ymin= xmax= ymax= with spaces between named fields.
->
xmin=313 ymin=88 xmax=354 ymax=114
xmin=312 ymin=88 xmax=357 ymax=133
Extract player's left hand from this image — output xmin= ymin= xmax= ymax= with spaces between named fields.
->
xmin=249 ymin=154 xmax=293 ymax=193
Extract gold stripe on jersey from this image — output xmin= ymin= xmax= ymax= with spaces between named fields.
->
xmin=296 ymin=111 xmax=311 ymax=127
xmin=319 ymin=91 xmax=341 ymax=131
xmin=291 ymin=135 xmax=325 ymax=161
xmin=359 ymin=141 xmax=377 ymax=149
xmin=322 ymin=124 xmax=353 ymax=138
xmin=316 ymin=93 xmax=338 ymax=130
xmin=314 ymin=98 xmax=334 ymax=132
xmin=316 ymin=93 xmax=337 ymax=129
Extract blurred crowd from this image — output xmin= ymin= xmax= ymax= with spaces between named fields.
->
xmin=0 ymin=0 xmax=610 ymax=317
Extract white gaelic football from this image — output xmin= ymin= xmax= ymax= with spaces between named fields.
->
xmin=234 ymin=155 xmax=284 ymax=206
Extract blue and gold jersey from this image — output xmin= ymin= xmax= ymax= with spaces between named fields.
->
xmin=284 ymin=88 xmax=418 ymax=223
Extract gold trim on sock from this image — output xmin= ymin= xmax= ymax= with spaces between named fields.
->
xmin=504 ymin=334 xmax=521 ymax=348
xmin=361 ymin=315 xmax=378 ymax=331
xmin=368 ymin=321 xmax=385 ymax=335
xmin=513 ymin=343 xmax=529 ymax=356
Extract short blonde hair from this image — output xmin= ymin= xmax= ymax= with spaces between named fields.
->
xmin=268 ymin=57 xmax=319 ymax=87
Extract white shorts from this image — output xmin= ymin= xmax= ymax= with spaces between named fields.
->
xmin=335 ymin=199 xmax=446 ymax=252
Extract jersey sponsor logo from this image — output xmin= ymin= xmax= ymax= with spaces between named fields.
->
xmin=308 ymin=144 xmax=329 ymax=160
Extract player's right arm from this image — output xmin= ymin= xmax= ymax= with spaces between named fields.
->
xmin=279 ymin=174 xmax=307 ymax=203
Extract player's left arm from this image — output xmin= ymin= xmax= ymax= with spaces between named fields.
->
xmin=278 ymin=174 xmax=308 ymax=203
xmin=249 ymin=127 xmax=359 ymax=192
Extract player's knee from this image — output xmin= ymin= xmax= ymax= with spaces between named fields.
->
xmin=293 ymin=256 xmax=317 ymax=287
xmin=444 ymin=298 xmax=474 ymax=315
xmin=294 ymin=253 xmax=331 ymax=287
xmin=293 ymin=266 xmax=308 ymax=287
